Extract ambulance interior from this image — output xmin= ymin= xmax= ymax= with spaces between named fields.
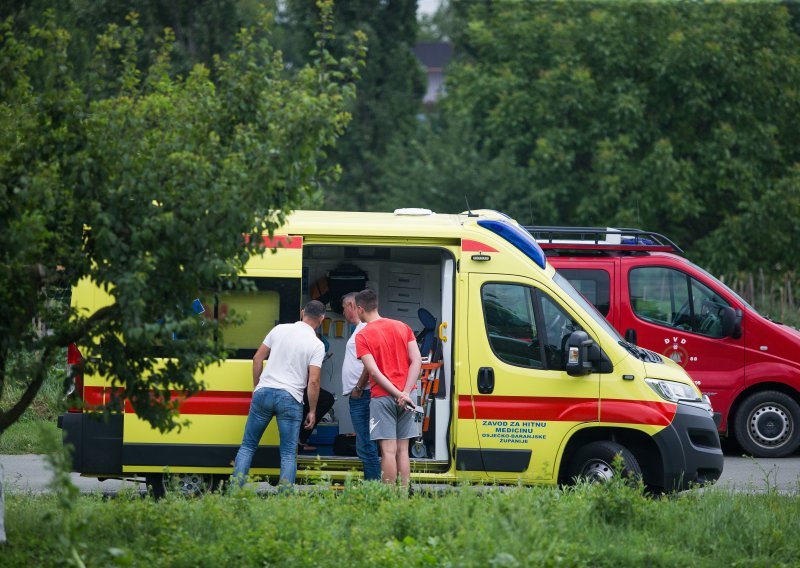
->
xmin=299 ymin=245 xmax=455 ymax=463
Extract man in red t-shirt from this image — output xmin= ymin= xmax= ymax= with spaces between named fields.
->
xmin=354 ymin=288 xmax=422 ymax=486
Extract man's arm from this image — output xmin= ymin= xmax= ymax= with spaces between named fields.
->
xmin=304 ymin=365 xmax=321 ymax=429
xmin=350 ymin=367 xmax=369 ymax=399
xmin=402 ymin=340 xmax=422 ymax=395
xmin=361 ymin=354 xmax=412 ymax=406
xmin=252 ymin=343 xmax=270 ymax=388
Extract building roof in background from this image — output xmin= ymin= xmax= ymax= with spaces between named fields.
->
xmin=413 ymin=42 xmax=454 ymax=70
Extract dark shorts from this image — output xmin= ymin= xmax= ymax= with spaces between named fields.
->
xmin=369 ymin=392 xmax=418 ymax=441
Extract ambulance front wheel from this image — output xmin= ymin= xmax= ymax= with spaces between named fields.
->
xmin=565 ymin=441 xmax=642 ymax=484
xmin=146 ymin=473 xmax=223 ymax=498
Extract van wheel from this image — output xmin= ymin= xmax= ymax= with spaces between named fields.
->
xmin=566 ymin=441 xmax=642 ymax=484
xmin=734 ymin=391 xmax=800 ymax=458
xmin=146 ymin=473 xmax=222 ymax=498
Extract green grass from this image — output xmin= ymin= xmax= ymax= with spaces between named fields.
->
xmin=0 ymin=420 xmax=60 ymax=454
xmin=2 ymin=481 xmax=800 ymax=567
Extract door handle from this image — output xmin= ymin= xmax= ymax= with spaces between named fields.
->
xmin=625 ymin=328 xmax=637 ymax=345
xmin=477 ymin=367 xmax=495 ymax=394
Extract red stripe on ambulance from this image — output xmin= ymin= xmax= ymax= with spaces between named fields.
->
xmin=461 ymin=239 xmax=498 ymax=252
xmin=460 ymin=395 xmax=675 ymax=427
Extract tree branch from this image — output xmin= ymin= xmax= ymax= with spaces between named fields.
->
xmin=32 ymin=304 xmax=119 ymax=351
xmin=0 ymin=344 xmax=55 ymax=435
xmin=0 ymin=304 xmax=118 ymax=435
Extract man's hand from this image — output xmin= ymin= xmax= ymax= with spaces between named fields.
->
xmin=350 ymin=387 xmax=363 ymax=400
xmin=395 ymin=391 xmax=414 ymax=409
xmin=303 ymin=411 xmax=316 ymax=430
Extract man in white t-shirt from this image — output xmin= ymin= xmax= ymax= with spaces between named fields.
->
xmin=341 ymin=292 xmax=380 ymax=480
xmin=231 ymin=300 xmax=326 ymax=487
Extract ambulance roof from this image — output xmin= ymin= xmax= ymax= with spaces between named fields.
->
xmin=281 ymin=209 xmax=509 ymax=239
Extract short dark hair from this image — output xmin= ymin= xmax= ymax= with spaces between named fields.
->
xmin=303 ymin=300 xmax=326 ymax=319
xmin=355 ymin=289 xmax=378 ymax=312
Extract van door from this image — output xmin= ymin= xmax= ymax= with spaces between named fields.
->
xmin=121 ymin=235 xmax=304 ymax=475
xmin=620 ymin=260 xmax=744 ymax=423
xmin=459 ymin=273 xmax=600 ymax=482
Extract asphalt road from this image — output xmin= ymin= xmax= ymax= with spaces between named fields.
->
xmin=2 ymin=452 xmax=799 ymax=495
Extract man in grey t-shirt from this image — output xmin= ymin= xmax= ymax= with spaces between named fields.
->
xmin=341 ymin=292 xmax=380 ymax=480
xmin=231 ymin=300 xmax=326 ymax=486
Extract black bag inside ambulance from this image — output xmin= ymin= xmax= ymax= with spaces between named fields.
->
xmin=333 ymin=433 xmax=357 ymax=456
xmin=328 ymin=263 xmax=368 ymax=314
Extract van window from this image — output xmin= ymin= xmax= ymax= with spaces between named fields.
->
xmin=481 ymin=283 xmax=585 ymax=370
xmin=558 ymin=269 xmax=611 ymax=316
xmin=538 ymin=293 xmax=583 ymax=370
xmin=481 ymin=283 xmax=543 ymax=368
xmin=630 ymin=267 xmax=731 ymax=338
xmin=202 ymin=277 xmax=301 ymax=358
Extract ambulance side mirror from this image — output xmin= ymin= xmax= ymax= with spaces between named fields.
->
xmin=565 ymin=331 xmax=594 ymax=377
xmin=720 ymin=306 xmax=742 ymax=339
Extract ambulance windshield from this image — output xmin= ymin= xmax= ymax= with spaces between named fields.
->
xmin=553 ymin=273 xmax=623 ymax=342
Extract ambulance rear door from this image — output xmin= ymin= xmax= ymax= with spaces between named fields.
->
xmin=121 ymin=235 xmax=304 ymax=475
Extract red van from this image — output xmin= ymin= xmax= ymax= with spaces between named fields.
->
xmin=527 ymin=226 xmax=800 ymax=458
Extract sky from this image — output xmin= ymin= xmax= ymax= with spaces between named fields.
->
xmin=418 ymin=0 xmax=442 ymax=17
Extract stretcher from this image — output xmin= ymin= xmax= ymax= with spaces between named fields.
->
xmin=410 ymin=361 xmax=443 ymax=458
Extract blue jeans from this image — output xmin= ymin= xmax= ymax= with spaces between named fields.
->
xmin=349 ymin=390 xmax=381 ymax=481
xmin=232 ymin=387 xmax=303 ymax=486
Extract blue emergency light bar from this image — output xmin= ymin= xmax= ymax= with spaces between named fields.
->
xmin=478 ymin=219 xmax=548 ymax=269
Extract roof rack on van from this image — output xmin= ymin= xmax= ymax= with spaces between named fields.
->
xmin=523 ymin=226 xmax=684 ymax=255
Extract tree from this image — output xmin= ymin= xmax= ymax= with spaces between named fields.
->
xmin=397 ymin=2 xmax=800 ymax=273
xmin=0 ymin=2 xmax=363 ymax=544
xmin=376 ymin=115 xmax=550 ymax=223
xmin=0 ymin=1 xmax=276 ymax=78
xmin=284 ymin=0 xmax=425 ymax=211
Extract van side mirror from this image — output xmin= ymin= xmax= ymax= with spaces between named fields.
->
xmin=586 ymin=341 xmax=614 ymax=374
xmin=565 ymin=331 xmax=594 ymax=377
xmin=720 ymin=306 xmax=742 ymax=339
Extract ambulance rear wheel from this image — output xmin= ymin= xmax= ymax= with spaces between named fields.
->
xmin=733 ymin=390 xmax=800 ymax=458
xmin=146 ymin=473 xmax=222 ymax=498
xmin=566 ymin=441 xmax=642 ymax=484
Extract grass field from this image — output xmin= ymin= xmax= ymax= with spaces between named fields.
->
xmin=0 ymin=420 xmax=60 ymax=454
xmin=2 ymin=480 xmax=799 ymax=567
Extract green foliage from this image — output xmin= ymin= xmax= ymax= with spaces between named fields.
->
xmin=1 ymin=1 xmax=277 ymax=79
xmin=393 ymin=2 xmax=800 ymax=274
xmin=3 ymin=484 xmax=800 ymax=566
xmin=284 ymin=0 xmax=425 ymax=211
xmin=376 ymin=115 xmax=551 ymax=223
xmin=0 ymin=2 xmax=363 ymax=434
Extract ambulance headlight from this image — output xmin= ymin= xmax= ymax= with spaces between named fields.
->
xmin=645 ymin=378 xmax=702 ymax=403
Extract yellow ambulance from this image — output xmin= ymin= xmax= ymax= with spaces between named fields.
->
xmin=59 ymin=209 xmax=723 ymax=494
